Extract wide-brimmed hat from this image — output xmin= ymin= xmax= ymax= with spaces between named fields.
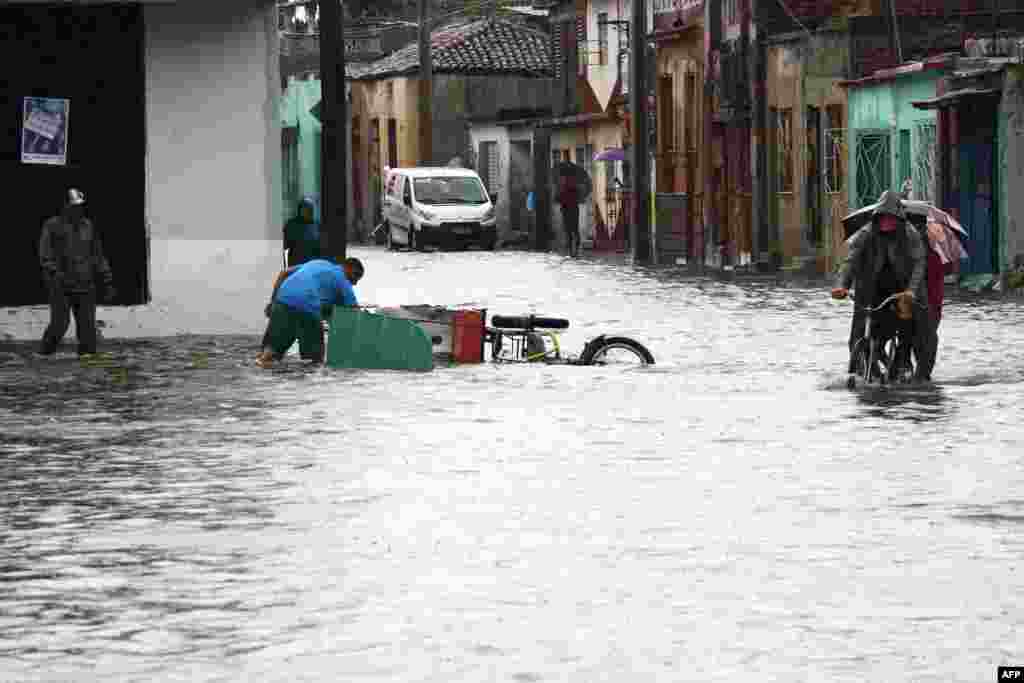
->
xmin=872 ymin=190 xmax=905 ymax=220
xmin=66 ymin=188 xmax=86 ymax=207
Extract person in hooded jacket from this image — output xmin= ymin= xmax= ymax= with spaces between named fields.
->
xmin=831 ymin=190 xmax=930 ymax=380
xmin=261 ymin=197 xmax=322 ymax=349
xmin=38 ymin=188 xmax=116 ymax=356
xmin=283 ymin=196 xmax=321 ymax=267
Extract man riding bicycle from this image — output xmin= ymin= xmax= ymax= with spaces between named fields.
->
xmin=831 ymin=190 xmax=932 ymax=381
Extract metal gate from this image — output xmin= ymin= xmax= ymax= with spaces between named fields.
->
xmin=855 ymin=130 xmax=891 ymax=209
xmin=912 ymin=121 xmax=937 ymax=203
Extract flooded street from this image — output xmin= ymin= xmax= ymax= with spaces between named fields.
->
xmin=2 ymin=246 xmax=1023 ymax=682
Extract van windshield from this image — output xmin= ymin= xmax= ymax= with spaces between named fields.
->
xmin=413 ymin=177 xmax=488 ymax=205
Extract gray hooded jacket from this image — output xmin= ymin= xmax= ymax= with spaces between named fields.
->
xmin=39 ymin=213 xmax=113 ymax=294
xmin=836 ymin=190 xmax=926 ymax=305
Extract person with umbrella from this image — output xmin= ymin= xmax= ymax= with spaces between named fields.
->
xmin=838 ymin=193 xmax=969 ymax=381
xmin=555 ymin=161 xmax=592 ymax=257
xmin=831 ymin=190 xmax=927 ymax=380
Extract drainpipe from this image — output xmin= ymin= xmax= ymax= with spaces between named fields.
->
xmin=703 ymin=0 xmax=721 ymax=269
xmin=320 ymin=0 xmax=348 ymax=260
xmin=886 ymin=0 xmax=903 ymax=64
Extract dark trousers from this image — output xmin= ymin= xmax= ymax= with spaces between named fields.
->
xmin=560 ymin=203 xmax=580 ymax=256
xmin=913 ymin=308 xmax=939 ymax=380
xmin=41 ymin=288 xmax=97 ymax=355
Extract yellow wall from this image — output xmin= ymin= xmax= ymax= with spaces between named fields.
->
xmin=767 ymin=44 xmax=805 ymax=266
xmin=767 ymin=40 xmax=850 ymax=272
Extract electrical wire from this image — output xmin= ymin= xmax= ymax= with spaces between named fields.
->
xmin=771 ymin=0 xmax=814 ymax=41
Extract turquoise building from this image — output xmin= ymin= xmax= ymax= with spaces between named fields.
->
xmin=280 ymin=77 xmax=323 ymax=224
xmin=843 ymin=60 xmax=950 ymax=212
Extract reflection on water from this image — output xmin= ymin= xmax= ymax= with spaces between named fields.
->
xmin=1 ymin=247 xmax=1023 ymax=682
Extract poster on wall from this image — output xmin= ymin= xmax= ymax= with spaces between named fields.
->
xmin=21 ymin=97 xmax=70 ymax=166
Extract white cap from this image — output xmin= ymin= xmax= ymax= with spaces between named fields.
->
xmin=67 ymin=188 xmax=86 ymax=206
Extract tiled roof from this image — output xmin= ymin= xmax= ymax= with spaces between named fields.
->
xmin=354 ymin=19 xmax=552 ymax=80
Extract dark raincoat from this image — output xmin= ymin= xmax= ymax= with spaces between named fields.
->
xmin=38 ymin=213 xmax=112 ymax=293
xmin=835 ymin=191 xmax=926 ymax=305
xmin=836 ymin=190 xmax=935 ymax=378
xmin=283 ymin=196 xmax=321 ymax=267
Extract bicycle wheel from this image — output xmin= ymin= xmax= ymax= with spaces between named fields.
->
xmin=579 ymin=336 xmax=655 ymax=366
xmin=848 ymin=339 xmax=870 ymax=389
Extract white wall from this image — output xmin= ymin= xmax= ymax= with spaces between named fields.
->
xmin=143 ymin=0 xmax=281 ymax=334
xmin=1003 ymin=66 xmax=1024 ymax=272
xmin=469 ymin=123 xmax=512 ymax=238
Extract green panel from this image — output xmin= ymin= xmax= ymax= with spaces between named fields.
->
xmin=326 ymin=308 xmax=434 ymax=372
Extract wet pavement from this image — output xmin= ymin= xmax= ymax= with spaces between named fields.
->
xmin=1 ymin=246 xmax=1023 ymax=682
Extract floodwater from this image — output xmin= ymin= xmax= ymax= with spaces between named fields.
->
xmin=2 ymin=247 xmax=1023 ymax=682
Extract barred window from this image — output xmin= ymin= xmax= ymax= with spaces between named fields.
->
xmin=825 ymin=104 xmax=844 ymax=194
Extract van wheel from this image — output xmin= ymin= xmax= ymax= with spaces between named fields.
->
xmin=385 ymin=222 xmax=395 ymax=251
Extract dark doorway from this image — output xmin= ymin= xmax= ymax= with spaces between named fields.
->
xmin=509 ymin=139 xmax=532 ymax=237
xmin=387 ymin=118 xmax=398 ymax=168
xmin=805 ymin=106 xmax=822 ymax=248
xmin=958 ymin=98 xmax=998 ymax=275
xmin=0 ymin=5 xmax=148 ymax=306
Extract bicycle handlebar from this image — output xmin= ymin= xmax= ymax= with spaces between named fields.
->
xmin=855 ymin=292 xmax=905 ymax=314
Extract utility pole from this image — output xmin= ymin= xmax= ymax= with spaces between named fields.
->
xmin=419 ymin=0 xmax=433 ymax=164
xmin=629 ymin=0 xmax=651 ymax=264
xmin=320 ymin=0 xmax=348 ymax=261
xmin=886 ymin=0 xmax=903 ymax=64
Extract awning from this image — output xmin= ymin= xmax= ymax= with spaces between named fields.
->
xmin=912 ymin=87 xmax=1000 ymax=110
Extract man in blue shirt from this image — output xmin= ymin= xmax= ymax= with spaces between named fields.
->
xmin=257 ymin=257 xmax=364 ymax=368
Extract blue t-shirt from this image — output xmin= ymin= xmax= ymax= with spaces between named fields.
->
xmin=276 ymin=259 xmax=357 ymax=317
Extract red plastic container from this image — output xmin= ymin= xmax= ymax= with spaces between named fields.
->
xmin=451 ymin=309 xmax=485 ymax=363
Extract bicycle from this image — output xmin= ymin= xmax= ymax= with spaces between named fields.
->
xmin=486 ymin=314 xmax=655 ymax=366
xmin=846 ymin=292 xmax=917 ymax=389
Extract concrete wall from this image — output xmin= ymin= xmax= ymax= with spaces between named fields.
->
xmin=585 ymin=0 xmax=628 ymax=110
xmin=468 ymin=123 xmax=511 ymax=238
xmin=1002 ymin=65 xmax=1024 ymax=272
xmin=144 ymin=0 xmax=281 ymax=334
xmin=467 ymin=123 xmax=540 ymax=243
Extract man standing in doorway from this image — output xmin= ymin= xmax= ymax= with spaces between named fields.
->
xmin=38 ymin=188 xmax=116 ymax=357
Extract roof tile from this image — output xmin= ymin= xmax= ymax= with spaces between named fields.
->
xmin=355 ymin=18 xmax=552 ymax=80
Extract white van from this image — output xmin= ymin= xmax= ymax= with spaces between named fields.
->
xmin=382 ymin=167 xmax=497 ymax=250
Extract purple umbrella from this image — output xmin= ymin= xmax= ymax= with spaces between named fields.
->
xmin=594 ymin=147 xmax=626 ymax=162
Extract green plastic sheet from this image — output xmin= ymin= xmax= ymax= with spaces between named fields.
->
xmin=326 ymin=307 xmax=434 ymax=371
